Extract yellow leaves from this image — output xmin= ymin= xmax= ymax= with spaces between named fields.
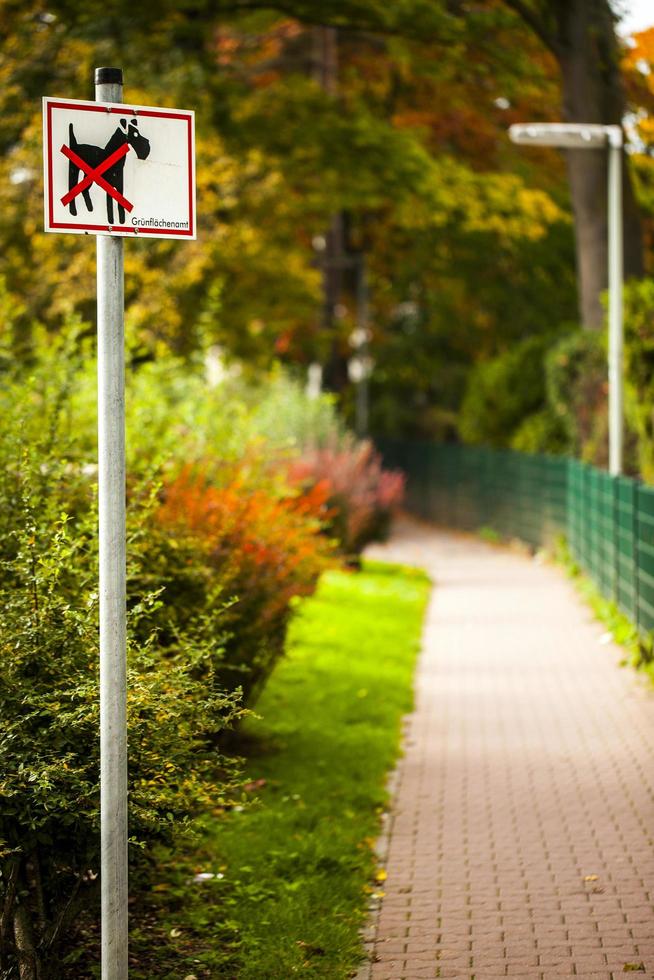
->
xmin=623 ymin=26 xmax=654 ymax=90
xmin=637 ymin=115 xmax=654 ymax=145
xmin=394 ymin=155 xmax=565 ymax=242
xmin=462 ymin=176 xmax=565 ymax=240
xmin=583 ymin=873 xmax=604 ymax=895
xmin=364 ymin=868 xmax=387 ymax=899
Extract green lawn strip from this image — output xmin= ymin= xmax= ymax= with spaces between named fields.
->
xmin=137 ymin=560 xmax=430 ymax=978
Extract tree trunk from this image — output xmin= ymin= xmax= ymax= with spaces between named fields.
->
xmin=553 ymin=0 xmax=643 ymax=327
xmin=13 ymin=902 xmax=38 ymax=980
xmin=506 ymin=0 xmax=644 ymax=327
xmin=312 ymin=26 xmax=351 ymax=393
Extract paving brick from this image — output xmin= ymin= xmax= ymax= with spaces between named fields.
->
xmin=371 ymin=961 xmax=404 ymax=978
xmin=572 ymin=954 xmax=609 ymax=970
xmin=364 ymin=521 xmax=654 ymax=980
xmin=467 ymin=972 xmax=512 ymax=979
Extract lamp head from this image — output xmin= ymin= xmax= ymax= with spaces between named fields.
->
xmin=509 ymin=122 xmax=621 ymax=149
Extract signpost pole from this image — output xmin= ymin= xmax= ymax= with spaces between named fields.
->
xmin=43 ymin=76 xmax=195 ymax=976
xmin=95 ymin=66 xmax=128 ymax=980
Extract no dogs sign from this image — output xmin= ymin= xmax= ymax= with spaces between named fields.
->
xmin=43 ymin=97 xmax=196 ymax=239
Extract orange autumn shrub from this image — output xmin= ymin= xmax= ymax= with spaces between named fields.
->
xmin=156 ymin=466 xmax=333 ymax=705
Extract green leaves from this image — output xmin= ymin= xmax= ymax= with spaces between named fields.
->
xmin=0 ymin=348 xmax=244 ymax=974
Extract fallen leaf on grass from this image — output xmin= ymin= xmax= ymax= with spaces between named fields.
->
xmin=243 ymin=778 xmax=267 ymax=793
xmin=296 ymin=940 xmax=326 ymax=956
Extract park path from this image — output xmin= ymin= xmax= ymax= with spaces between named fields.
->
xmin=362 ymin=517 xmax=654 ymax=980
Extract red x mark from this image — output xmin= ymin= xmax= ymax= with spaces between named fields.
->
xmin=60 ymin=142 xmax=133 ymax=212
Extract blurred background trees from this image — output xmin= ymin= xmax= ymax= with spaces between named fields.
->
xmin=1 ymin=0 xmax=653 ymax=455
xmin=4 ymin=1 xmax=654 ymax=969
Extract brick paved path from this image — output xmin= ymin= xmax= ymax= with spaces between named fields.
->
xmin=363 ymin=518 xmax=654 ymax=980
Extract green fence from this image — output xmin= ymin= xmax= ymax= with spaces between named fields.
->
xmin=381 ymin=440 xmax=654 ymax=641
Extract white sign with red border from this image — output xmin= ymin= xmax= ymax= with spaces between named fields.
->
xmin=43 ymin=97 xmax=196 ymax=239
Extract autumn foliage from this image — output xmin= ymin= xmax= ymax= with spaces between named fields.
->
xmin=288 ymin=438 xmax=405 ymax=560
xmin=156 ymin=466 xmax=333 ymax=704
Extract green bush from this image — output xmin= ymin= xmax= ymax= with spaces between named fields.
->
xmin=0 ymin=378 xmax=243 ymax=978
xmin=510 ymin=409 xmax=568 ymax=454
xmin=457 ymin=279 xmax=654 ymax=476
xmin=247 ymin=368 xmax=345 ymax=450
xmin=64 ymin=344 xmax=344 ymax=473
xmin=544 ymin=319 xmax=643 ymax=475
xmin=458 ymin=333 xmax=561 ymax=448
xmin=623 ymin=278 xmax=654 ymax=482
xmin=0 ymin=327 xmax=352 ymax=974
xmin=544 ymin=328 xmax=608 ymax=465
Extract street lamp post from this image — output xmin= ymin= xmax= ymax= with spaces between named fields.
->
xmin=509 ymin=122 xmax=624 ymax=476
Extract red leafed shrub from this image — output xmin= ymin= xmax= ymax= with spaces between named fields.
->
xmin=288 ymin=437 xmax=405 ymax=560
xmin=156 ymin=467 xmax=333 ymax=704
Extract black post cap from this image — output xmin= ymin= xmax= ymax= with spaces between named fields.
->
xmin=94 ymin=67 xmax=123 ymax=86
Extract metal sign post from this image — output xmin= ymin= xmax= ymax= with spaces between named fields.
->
xmin=42 ymin=70 xmax=196 ymax=979
xmin=95 ymin=67 xmax=128 ymax=980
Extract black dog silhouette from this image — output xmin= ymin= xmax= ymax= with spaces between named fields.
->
xmin=67 ymin=118 xmax=150 ymax=224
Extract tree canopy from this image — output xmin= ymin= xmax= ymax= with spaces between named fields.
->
xmin=1 ymin=0 xmax=653 ymax=437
